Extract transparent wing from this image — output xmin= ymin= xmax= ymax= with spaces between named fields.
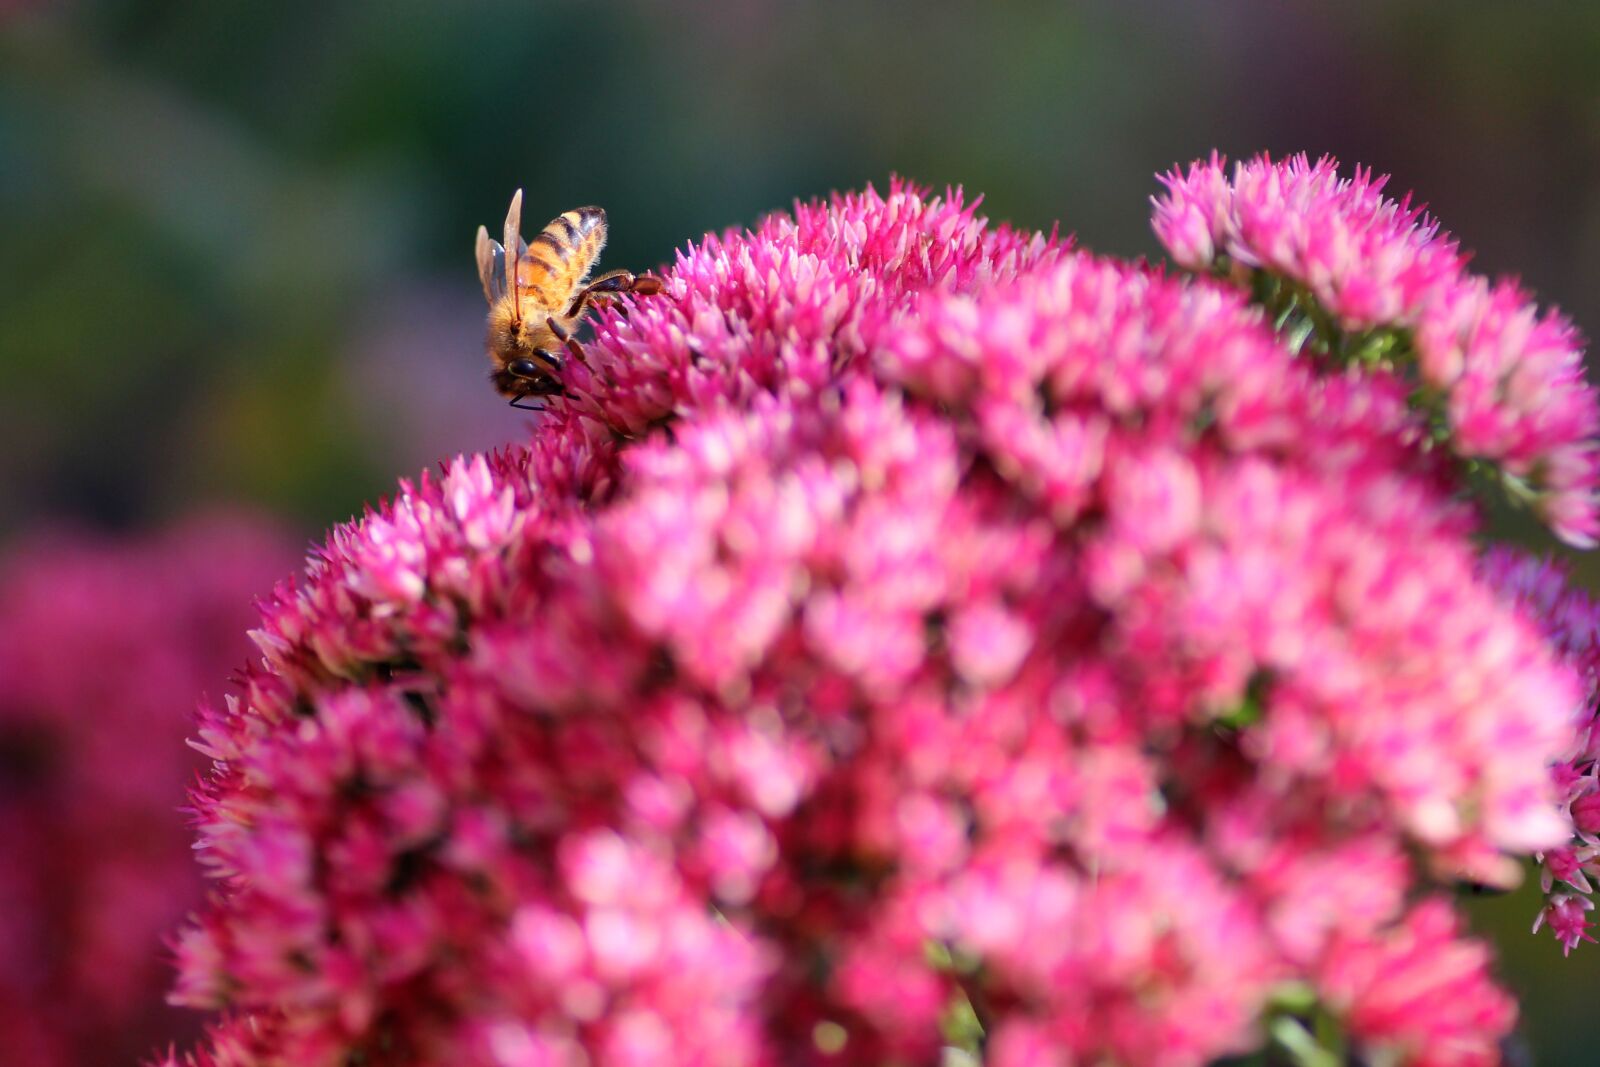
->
xmin=474 ymin=225 xmax=507 ymax=304
xmin=503 ymin=188 xmax=525 ymax=315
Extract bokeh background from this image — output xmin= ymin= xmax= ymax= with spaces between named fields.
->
xmin=2 ymin=1 xmax=1599 ymax=1062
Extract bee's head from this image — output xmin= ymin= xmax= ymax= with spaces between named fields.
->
xmin=487 ymin=311 xmax=564 ymax=399
xmin=490 ymin=350 xmax=567 ymax=399
xmin=490 ymin=357 xmax=565 ymax=400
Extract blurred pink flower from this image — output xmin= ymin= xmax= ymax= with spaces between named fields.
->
xmin=1318 ymin=899 xmax=1517 ymax=1067
xmin=165 ymin=180 xmax=1594 ymax=1066
xmin=1481 ymin=547 xmax=1600 ymax=953
xmin=1154 ymin=152 xmax=1600 ymax=546
xmin=0 ymin=512 xmax=295 ymax=1067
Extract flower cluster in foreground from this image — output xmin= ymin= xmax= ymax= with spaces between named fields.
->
xmin=167 ymin=170 xmax=1599 ymax=1066
xmin=0 ymin=513 xmax=294 ymax=1067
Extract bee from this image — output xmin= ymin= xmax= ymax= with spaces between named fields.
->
xmin=474 ymin=189 xmax=663 ymax=409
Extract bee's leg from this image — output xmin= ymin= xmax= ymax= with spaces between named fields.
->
xmin=567 ymin=271 xmax=665 ymax=319
xmin=545 ymin=317 xmax=593 ymax=370
xmin=508 ymin=395 xmax=546 ymax=412
xmin=563 ymin=336 xmax=592 ymax=370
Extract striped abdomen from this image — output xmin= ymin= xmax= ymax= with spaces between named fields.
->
xmin=516 ymin=206 xmax=608 ymax=314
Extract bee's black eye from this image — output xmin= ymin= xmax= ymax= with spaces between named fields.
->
xmin=508 ymin=358 xmax=540 ymax=379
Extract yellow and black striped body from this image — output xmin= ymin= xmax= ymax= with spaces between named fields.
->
xmin=517 ymin=206 xmax=608 ymax=319
xmin=476 ymin=192 xmax=661 ymax=406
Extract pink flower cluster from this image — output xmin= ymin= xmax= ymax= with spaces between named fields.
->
xmin=1480 ymin=547 xmax=1600 ymax=954
xmin=0 ymin=513 xmax=293 ymax=1067
xmin=166 ymin=181 xmax=1594 ymax=1066
xmin=1153 ymin=153 xmax=1600 ymax=547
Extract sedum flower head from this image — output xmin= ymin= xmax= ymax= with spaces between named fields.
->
xmin=0 ymin=513 xmax=294 ymax=1067
xmin=167 ymin=180 xmax=1595 ymax=1066
xmin=1153 ymin=152 xmax=1600 ymax=547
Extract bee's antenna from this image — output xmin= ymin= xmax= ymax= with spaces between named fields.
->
xmin=503 ymin=188 xmax=524 ymax=325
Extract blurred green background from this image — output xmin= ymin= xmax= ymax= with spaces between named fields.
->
xmin=3 ymin=1 xmax=1599 ymax=1061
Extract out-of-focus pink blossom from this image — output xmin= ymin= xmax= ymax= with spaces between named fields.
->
xmin=1153 ymin=152 xmax=1600 ymax=546
xmin=1481 ymin=547 xmax=1600 ymax=953
xmin=1318 ymin=899 xmax=1517 ymax=1067
xmin=0 ymin=512 xmax=295 ymax=1067
xmin=164 ymin=180 xmax=1595 ymax=1066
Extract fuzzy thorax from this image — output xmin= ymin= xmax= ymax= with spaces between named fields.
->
xmin=485 ymin=297 xmax=576 ymax=397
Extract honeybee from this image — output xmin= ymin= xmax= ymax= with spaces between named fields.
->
xmin=474 ymin=189 xmax=663 ymax=409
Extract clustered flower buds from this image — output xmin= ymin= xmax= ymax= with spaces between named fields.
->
xmin=165 ymin=170 xmax=1599 ymax=1066
xmin=0 ymin=514 xmax=293 ymax=1067
xmin=1154 ymin=153 xmax=1600 ymax=547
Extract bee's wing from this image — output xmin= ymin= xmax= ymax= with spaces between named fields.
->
xmin=503 ymin=188 xmax=524 ymax=308
xmin=475 ymin=225 xmax=506 ymax=304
